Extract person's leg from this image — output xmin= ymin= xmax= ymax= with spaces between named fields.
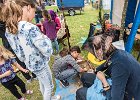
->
xmin=81 ymin=73 xmax=96 ymax=88
xmin=38 ymin=78 xmax=45 ymax=95
xmin=37 ymin=69 xmax=53 ymax=100
xmin=53 ymin=38 xmax=59 ymax=54
xmin=91 ymin=1 xmax=94 ymax=8
xmin=96 ymin=71 xmax=110 ymax=91
xmin=14 ymin=76 xmax=27 ymax=94
xmin=2 ymin=78 xmax=23 ymax=99
xmin=76 ymin=87 xmax=88 ymax=100
xmin=35 ymin=14 xmax=39 ymax=24
xmin=58 ymin=68 xmax=78 ymax=81
xmin=37 ymin=76 xmax=52 ymax=100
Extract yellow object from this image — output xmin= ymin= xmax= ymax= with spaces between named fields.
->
xmin=87 ymin=52 xmax=106 ymax=65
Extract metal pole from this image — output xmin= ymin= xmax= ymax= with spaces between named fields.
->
xmin=125 ymin=1 xmax=140 ymax=52
xmin=110 ymin=0 xmax=113 ymax=23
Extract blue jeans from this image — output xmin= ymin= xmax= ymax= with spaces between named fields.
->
xmin=35 ymin=14 xmax=40 ymax=24
xmin=51 ymin=38 xmax=59 ymax=54
xmin=35 ymin=68 xmax=54 ymax=100
xmin=56 ymin=68 xmax=78 ymax=81
xmin=76 ymin=87 xmax=87 ymax=100
xmin=35 ymin=14 xmax=42 ymax=24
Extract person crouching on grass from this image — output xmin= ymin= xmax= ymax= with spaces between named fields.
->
xmin=0 ymin=46 xmax=33 ymax=100
xmin=52 ymin=46 xmax=87 ymax=87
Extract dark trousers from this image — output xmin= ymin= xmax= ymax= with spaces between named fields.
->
xmin=76 ymin=87 xmax=88 ymax=100
xmin=2 ymin=76 xmax=26 ymax=99
xmin=56 ymin=68 xmax=77 ymax=81
xmin=81 ymin=73 xmax=96 ymax=88
xmin=35 ymin=14 xmax=40 ymax=24
xmin=76 ymin=73 xmax=96 ymax=100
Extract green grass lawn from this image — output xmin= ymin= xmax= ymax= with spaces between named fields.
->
xmin=0 ymin=4 xmax=140 ymax=100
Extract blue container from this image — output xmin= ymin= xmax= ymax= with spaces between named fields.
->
xmin=57 ymin=0 xmax=84 ymax=9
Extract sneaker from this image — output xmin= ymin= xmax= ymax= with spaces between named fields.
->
xmin=60 ymin=80 xmax=69 ymax=87
xmin=26 ymin=90 xmax=33 ymax=95
xmin=51 ymin=95 xmax=61 ymax=100
xmin=18 ymin=97 xmax=27 ymax=100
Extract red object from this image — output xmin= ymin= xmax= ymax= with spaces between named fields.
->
xmin=105 ymin=23 xmax=112 ymax=29
xmin=36 ymin=23 xmax=43 ymax=33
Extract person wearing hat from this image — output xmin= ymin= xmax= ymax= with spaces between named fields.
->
xmin=76 ymin=29 xmax=140 ymax=100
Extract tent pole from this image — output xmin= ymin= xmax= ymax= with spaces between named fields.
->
xmin=110 ymin=0 xmax=113 ymax=23
xmin=125 ymin=1 xmax=140 ymax=52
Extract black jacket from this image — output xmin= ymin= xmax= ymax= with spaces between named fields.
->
xmin=0 ymin=21 xmax=13 ymax=51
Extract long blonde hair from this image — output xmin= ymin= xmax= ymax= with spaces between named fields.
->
xmin=1 ymin=0 xmax=36 ymax=34
xmin=0 ymin=46 xmax=15 ymax=60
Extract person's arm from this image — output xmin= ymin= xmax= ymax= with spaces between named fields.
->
xmin=95 ymin=62 xmax=107 ymax=73
xmin=55 ymin=17 xmax=61 ymax=30
xmin=96 ymin=71 xmax=110 ymax=91
xmin=29 ymin=25 xmax=53 ymax=58
xmin=42 ymin=22 xmax=46 ymax=35
xmin=135 ymin=34 xmax=140 ymax=40
xmin=66 ymin=55 xmax=87 ymax=72
xmin=12 ymin=62 xmax=28 ymax=73
xmin=11 ymin=58 xmax=28 ymax=73
xmin=126 ymin=28 xmax=140 ymax=40
xmin=0 ymin=70 xmax=11 ymax=79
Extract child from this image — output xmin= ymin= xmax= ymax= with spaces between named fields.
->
xmin=48 ymin=10 xmax=61 ymax=33
xmin=52 ymin=46 xmax=87 ymax=87
xmin=1 ymin=0 xmax=60 ymax=100
xmin=42 ymin=10 xmax=59 ymax=54
xmin=0 ymin=46 xmax=33 ymax=100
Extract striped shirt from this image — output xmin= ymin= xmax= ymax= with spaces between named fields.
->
xmin=52 ymin=55 xmax=81 ymax=76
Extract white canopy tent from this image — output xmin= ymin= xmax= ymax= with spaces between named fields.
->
xmin=112 ymin=0 xmax=124 ymax=26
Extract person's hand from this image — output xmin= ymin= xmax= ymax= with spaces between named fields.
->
xmin=87 ymin=69 xmax=94 ymax=73
xmin=76 ymin=59 xmax=83 ymax=63
xmin=83 ymin=68 xmax=88 ymax=72
xmin=23 ymin=69 xmax=29 ymax=73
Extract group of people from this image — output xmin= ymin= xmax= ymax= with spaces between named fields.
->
xmin=0 ymin=0 xmax=61 ymax=100
xmin=53 ymin=28 xmax=140 ymax=100
xmin=76 ymin=30 xmax=140 ymax=100
xmin=0 ymin=0 xmax=140 ymax=100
